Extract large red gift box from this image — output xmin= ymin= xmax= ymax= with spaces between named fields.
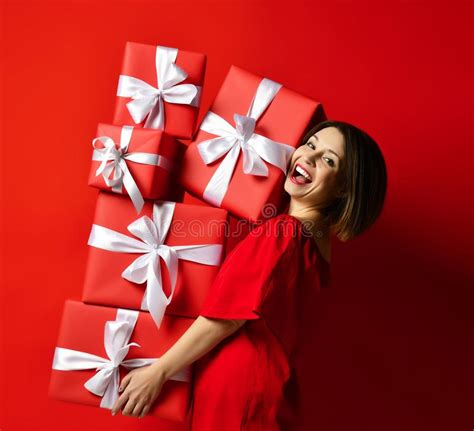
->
xmin=88 ymin=123 xmax=182 ymax=213
xmin=179 ymin=65 xmax=326 ymax=222
xmin=181 ymin=191 xmax=253 ymax=256
xmin=82 ymin=191 xmax=228 ymax=323
xmin=49 ymin=300 xmax=194 ymax=421
xmin=113 ymin=41 xmax=206 ymax=139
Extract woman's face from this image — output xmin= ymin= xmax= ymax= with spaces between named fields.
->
xmin=284 ymin=126 xmax=346 ymax=208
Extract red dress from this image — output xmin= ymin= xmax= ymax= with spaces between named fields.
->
xmin=189 ymin=213 xmax=331 ymax=430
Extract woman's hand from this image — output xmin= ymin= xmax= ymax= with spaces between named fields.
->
xmin=109 ymin=316 xmax=246 ymax=419
xmin=111 ymin=364 xmax=166 ymax=418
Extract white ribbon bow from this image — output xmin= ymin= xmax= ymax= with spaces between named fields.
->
xmin=92 ymin=125 xmax=172 ymax=214
xmin=87 ymin=201 xmax=223 ymax=328
xmin=196 ymin=78 xmax=295 ymax=207
xmin=117 ymin=46 xmax=201 ymax=130
xmin=52 ymin=308 xmax=190 ymax=410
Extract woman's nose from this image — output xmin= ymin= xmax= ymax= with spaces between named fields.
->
xmin=301 ymin=156 xmax=316 ymax=168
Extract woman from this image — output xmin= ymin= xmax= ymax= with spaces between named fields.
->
xmin=110 ymin=120 xmax=387 ymax=430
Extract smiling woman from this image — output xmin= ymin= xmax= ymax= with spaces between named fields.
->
xmin=112 ymin=119 xmax=387 ymax=430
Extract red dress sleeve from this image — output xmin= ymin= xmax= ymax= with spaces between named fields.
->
xmin=199 ymin=214 xmax=303 ymax=322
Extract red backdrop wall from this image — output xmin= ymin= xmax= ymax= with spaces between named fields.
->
xmin=1 ymin=1 xmax=472 ymax=430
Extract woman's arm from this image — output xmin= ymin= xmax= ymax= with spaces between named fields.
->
xmin=111 ymin=315 xmax=247 ymax=418
xmin=155 ymin=315 xmax=247 ymax=380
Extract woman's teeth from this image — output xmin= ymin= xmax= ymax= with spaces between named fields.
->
xmin=290 ymin=164 xmax=312 ymax=185
xmin=295 ymin=165 xmax=312 ymax=181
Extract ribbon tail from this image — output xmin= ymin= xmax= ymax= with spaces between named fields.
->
xmin=141 ymin=257 xmax=168 ymax=328
xmin=241 ymin=145 xmax=269 ymax=176
xmin=110 ymin=163 xmax=124 ymax=193
xmin=119 ymin=159 xmax=145 ymax=213
xmin=144 ymin=96 xmax=165 ymax=130
xmin=202 ymin=143 xmax=241 ymax=206
xmin=98 ymin=369 xmax=120 ymax=409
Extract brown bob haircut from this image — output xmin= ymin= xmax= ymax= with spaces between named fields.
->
xmin=299 ymin=120 xmax=387 ymax=242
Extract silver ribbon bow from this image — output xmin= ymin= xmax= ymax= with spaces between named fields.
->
xmin=92 ymin=125 xmax=173 ymax=214
xmin=117 ymin=46 xmax=201 ymax=130
xmin=52 ymin=308 xmax=191 ymax=410
xmin=197 ymin=78 xmax=295 ymax=207
xmin=87 ymin=201 xmax=223 ymax=328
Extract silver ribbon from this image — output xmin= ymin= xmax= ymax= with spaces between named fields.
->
xmin=87 ymin=201 xmax=223 ymax=328
xmin=197 ymin=78 xmax=295 ymax=207
xmin=92 ymin=125 xmax=172 ymax=214
xmin=52 ymin=308 xmax=191 ymax=410
xmin=117 ymin=46 xmax=201 ymax=130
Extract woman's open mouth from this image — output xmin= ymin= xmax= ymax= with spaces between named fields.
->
xmin=289 ymin=163 xmax=312 ymax=185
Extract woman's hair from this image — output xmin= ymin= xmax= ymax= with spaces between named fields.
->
xmin=300 ymin=120 xmax=387 ymax=242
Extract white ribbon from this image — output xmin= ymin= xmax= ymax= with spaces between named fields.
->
xmin=52 ymin=308 xmax=191 ymax=410
xmin=196 ymin=78 xmax=295 ymax=207
xmin=87 ymin=201 xmax=223 ymax=328
xmin=117 ymin=46 xmax=201 ymax=130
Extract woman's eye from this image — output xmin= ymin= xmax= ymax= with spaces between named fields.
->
xmin=306 ymin=141 xmax=315 ymax=149
xmin=324 ymin=157 xmax=335 ymax=167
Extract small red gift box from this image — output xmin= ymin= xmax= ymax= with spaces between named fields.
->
xmin=179 ymin=65 xmax=326 ymax=222
xmin=113 ymin=42 xmax=206 ymax=139
xmin=88 ymin=123 xmax=182 ymax=214
xmin=49 ymin=300 xmax=194 ymax=421
xmin=82 ymin=191 xmax=228 ymax=326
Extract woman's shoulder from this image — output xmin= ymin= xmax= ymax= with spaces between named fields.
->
xmin=239 ymin=214 xmax=310 ymax=263
xmin=233 ymin=214 xmax=302 ymax=261
xmin=249 ymin=213 xmax=302 ymax=238
xmin=259 ymin=214 xmax=332 ymax=278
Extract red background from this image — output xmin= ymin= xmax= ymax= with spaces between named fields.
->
xmin=1 ymin=1 xmax=472 ymax=430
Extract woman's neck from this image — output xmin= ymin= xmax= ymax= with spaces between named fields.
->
xmin=287 ymin=199 xmax=332 ymax=263
xmin=287 ymin=200 xmax=329 ymax=233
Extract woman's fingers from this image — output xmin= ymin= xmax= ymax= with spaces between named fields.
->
xmin=121 ymin=396 xmax=138 ymax=416
xmin=132 ymin=399 xmax=147 ymax=418
xmin=111 ymin=390 xmax=129 ymax=416
xmin=119 ymin=372 xmax=133 ymax=392
xmin=139 ymin=404 xmax=151 ymax=419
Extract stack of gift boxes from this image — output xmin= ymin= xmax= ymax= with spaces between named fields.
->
xmin=48 ymin=41 xmax=326 ymax=422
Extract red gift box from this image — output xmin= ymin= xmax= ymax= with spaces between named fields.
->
xmin=182 ymin=191 xmax=253 ymax=256
xmin=88 ymin=123 xmax=182 ymax=213
xmin=113 ymin=42 xmax=206 ymax=140
xmin=82 ymin=191 xmax=228 ymax=325
xmin=179 ymin=65 xmax=326 ymax=222
xmin=49 ymin=300 xmax=194 ymax=421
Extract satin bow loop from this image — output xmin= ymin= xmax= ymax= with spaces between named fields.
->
xmin=196 ymin=78 xmax=295 ymax=207
xmin=87 ymin=201 xmax=223 ymax=328
xmin=117 ymin=46 xmax=201 ymax=130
